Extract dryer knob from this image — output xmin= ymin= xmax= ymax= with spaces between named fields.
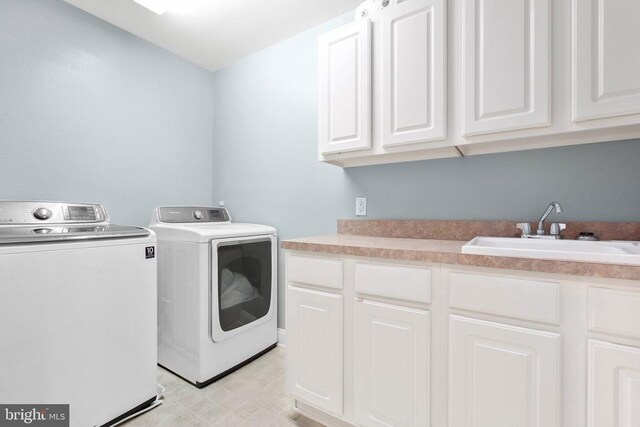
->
xmin=33 ymin=207 xmax=52 ymax=220
xmin=193 ymin=210 xmax=204 ymax=220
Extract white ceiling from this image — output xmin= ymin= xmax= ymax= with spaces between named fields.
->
xmin=64 ymin=0 xmax=361 ymax=71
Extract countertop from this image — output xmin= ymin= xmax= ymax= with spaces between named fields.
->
xmin=281 ymin=234 xmax=640 ymax=281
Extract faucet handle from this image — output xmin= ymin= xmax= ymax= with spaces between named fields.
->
xmin=550 ymin=222 xmax=567 ymax=236
xmin=516 ymin=222 xmax=532 ymax=236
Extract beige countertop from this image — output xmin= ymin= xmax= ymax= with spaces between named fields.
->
xmin=282 ymin=234 xmax=640 ymax=281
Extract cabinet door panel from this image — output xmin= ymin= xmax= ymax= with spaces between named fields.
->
xmin=286 ymin=286 xmax=343 ymax=415
xmin=354 ymin=300 xmax=430 ymax=427
xmin=573 ymin=0 xmax=640 ymax=121
xmin=381 ymin=0 xmax=446 ymax=147
xmin=463 ymin=0 xmax=550 ymax=135
xmin=588 ymin=340 xmax=640 ymax=427
xmin=287 ymin=255 xmax=344 ymax=290
xmin=588 ymin=288 xmax=640 ymax=340
xmin=318 ymin=20 xmax=371 ymax=154
xmin=355 ymin=262 xmax=432 ymax=304
xmin=448 ymin=271 xmax=560 ymax=324
xmin=449 ymin=315 xmax=560 ymax=427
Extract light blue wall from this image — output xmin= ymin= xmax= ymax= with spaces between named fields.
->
xmin=3 ymin=2 xmax=639 ymax=329
xmin=0 ymin=0 xmax=214 ymax=226
xmin=211 ymin=13 xmax=640 ymax=326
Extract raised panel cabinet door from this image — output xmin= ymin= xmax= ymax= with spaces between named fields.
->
xmin=381 ymin=0 xmax=446 ymax=147
xmin=449 ymin=315 xmax=561 ymax=427
xmin=318 ymin=19 xmax=372 ymax=155
xmin=573 ymin=0 xmax=640 ymax=121
xmin=463 ymin=0 xmax=551 ymax=135
xmin=588 ymin=340 xmax=640 ymax=427
xmin=354 ymin=300 xmax=430 ymax=427
xmin=286 ymin=285 xmax=344 ymax=415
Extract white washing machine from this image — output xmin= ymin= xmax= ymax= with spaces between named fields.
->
xmin=0 ymin=201 xmax=158 ymax=427
xmin=149 ymin=206 xmax=278 ymax=387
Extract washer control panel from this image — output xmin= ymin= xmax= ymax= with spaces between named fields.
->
xmin=0 ymin=201 xmax=109 ymax=225
xmin=62 ymin=205 xmax=102 ymax=221
xmin=157 ymin=206 xmax=230 ymax=223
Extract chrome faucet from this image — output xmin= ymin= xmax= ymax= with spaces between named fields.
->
xmin=516 ymin=201 xmax=566 ymax=239
xmin=537 ymin=201 xmax=563 ymax=235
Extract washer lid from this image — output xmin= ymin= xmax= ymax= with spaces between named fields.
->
xmin=0 ymin=224 xmax=150 ymax=244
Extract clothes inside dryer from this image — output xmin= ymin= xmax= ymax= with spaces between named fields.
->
xmin=220 ymin=268 xmax=259 ymax=309
xmin=217 ymin=239 xmax=272 ymax=332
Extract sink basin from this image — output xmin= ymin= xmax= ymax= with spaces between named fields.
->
xmin=462 ymin=237 xmax=640 ymax=265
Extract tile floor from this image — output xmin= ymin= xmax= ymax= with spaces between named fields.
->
xmin=122 ymin=347 xmax=323 ymax=427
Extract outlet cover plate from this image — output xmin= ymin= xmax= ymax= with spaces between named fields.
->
xmin=356 ymin=197 xmax=367 ymax=216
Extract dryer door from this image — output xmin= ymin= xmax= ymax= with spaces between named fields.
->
xmin=211 ymin=234 xmax=276 ymax=342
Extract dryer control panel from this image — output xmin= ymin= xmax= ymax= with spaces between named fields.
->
xmin=156 ymin=206 xmax=230 ymax=223
xmin=0 ymin=201 xmax=109 ymax=225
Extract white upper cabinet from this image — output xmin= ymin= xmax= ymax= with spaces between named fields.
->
xmin=318 ymin=19 xmax=372 ymax=155
xmin=573 ymin=0 xmax=640 ymax=122
xmin=317 ymin=0 xmax=640 ymax=166
xmin=381 ymin=0 xmax=446 ymax=147
xmin=463 ymin=0 xmax=551 ymax=136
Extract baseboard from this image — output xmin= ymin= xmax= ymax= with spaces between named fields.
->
xmin=295 ymin=400 xmax=353 ymax=426
xmin=277 ymin=328 xmax=286 ymax=348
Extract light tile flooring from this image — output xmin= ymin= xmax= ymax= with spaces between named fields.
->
xmin=123 ymin=347 xmax=323 ymax=427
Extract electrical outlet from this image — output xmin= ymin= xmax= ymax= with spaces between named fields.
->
xmin=355 ymin=197 xmax=367 ymax=216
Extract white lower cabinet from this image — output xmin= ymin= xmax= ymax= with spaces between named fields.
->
xmin=286 ymin=254 xmax=640 ymax=427
xmin=354 ymin=300 xmax=430 ymax=427
xmin=286 ymin=285 xmax=344 ymax=416
xmin=449 ymin=315 xmax=561 ymax=427
xmin=588 ymin=340 xmax=640 ymax=427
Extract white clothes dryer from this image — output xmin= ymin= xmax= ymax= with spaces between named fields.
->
xmin=149 ymin=206 xmax=278 ymax=387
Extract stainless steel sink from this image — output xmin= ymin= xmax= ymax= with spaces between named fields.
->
xmin=462 ymin=237 xmax=640 ymax=265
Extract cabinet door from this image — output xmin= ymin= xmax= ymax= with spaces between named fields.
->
xmin=381 ymin=0 xmax=446 ymax=147
xmin=354 ymin=300 xmax=430 ymax=427
xmin=463 ymin=0 xmax=550 ymax=135
xmin=588 ymin=340 xmax=640 ymax=427
xmin=573 ymin=0 xmax=640 ymax=121
xmin=449 ymin=315 xmax=560 ymax=427
xmin=318 ymin=20 xmax=371 ymax=155
xmin=286 ymin=285 xmax=343 ymax=415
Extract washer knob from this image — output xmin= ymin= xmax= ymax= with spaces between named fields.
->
xmin=193 ymin=210 xmax=204 ymax=220
xmin=33 ymin=207 xmax=52 ymax=220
